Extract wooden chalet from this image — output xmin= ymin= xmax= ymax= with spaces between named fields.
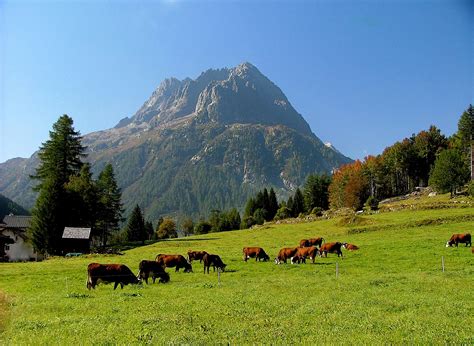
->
xmin=62 ymin=227 xmax=93 ymax=254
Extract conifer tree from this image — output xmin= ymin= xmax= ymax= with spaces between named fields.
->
xmin=96 ymin=164 xmax=123 ymax=247
xmin=268 ymin=188 xmax=279 ymax=220
xmin=29 ymin=115 xmax=86 ymax=255
xmin=125 ymin=205 xmax=147 ymax=243
xmin=66 ymin=163 xmax=98 ymax=228
xmin=292 ymin=188 xmax=305 ymax=216
xmin=303 ymin=174 xmax=331 ymax=211
xmin=429 ymin=149 xmax=469 ymax=197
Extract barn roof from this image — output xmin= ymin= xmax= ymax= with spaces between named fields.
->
xmin=1 ymin=215 xmax=32 ymax=229
xmin=62 ymin=227 xmax=92 ymax=240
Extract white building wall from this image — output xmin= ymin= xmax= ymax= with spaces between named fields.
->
xmin=3 ymin=230 xmax=38 ymax=261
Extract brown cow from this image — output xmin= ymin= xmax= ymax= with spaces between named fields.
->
xmin=86 ymin=263 xmax=140 ymax=290
xmin=243 ymin=247 xmax=270 ymax=262
xmin=203 ymin=254 xmax=227 ymax=274
xmin=299 ymin=237 xmax=324 ymax=248
xmin=343 ymin=243 xmax=359 ymax=251
xmin=137 ymin=260 xmax=170 ymax=284
xmin=446 ymin=233 xmax=471 ymax=247
xmin=295 ymin=246 xmax=319 ymax=263
xmin=187 ymin=250 xmax=208 ymax=263
xmin=291 ymin=255 xmax=304 ymax=264
xmin=274 ymin=247 xmax=298 ymax=264
xmin=319 ymin=242 xmax=344 ymax=258
xmin=155 ymin=254 xmax=193 ymax=272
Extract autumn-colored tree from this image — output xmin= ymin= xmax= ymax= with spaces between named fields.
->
xmin=329 ymin=160 xmax=369 ymax=210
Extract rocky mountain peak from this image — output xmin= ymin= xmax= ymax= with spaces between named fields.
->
xmin=116 ymin=63 xmax=312 ymax=136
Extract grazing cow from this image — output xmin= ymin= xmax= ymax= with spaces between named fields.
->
xmin=291 ymin=255 xmax=304 ymax=264
xmin=319 ymin=242 xmax=344 ymax=258
xmin=295 ymin=246 xmax=319 ymax=264
xmin=274 ymin=247 xmax=298 ymax=264
xmin=242 ymin=247 xmax=270 ymax=262
xmin=137 ymin=260 xmax=170 ymax=284
xmin=299 ymin=237 xmax=324 ymax=248
xmin=155 ymin=254 xmax=193 ymax=272
xmin=446 ymin=233 xmax=471 ymax=247
xmin=187 ymin=250 xmax=208 ymax=263
xmin=343 ymin=243 xmax=359 ymax=251
xmin=86 ymin=263 xmax=140 ymax=290
xmin=203 ymin=254 xmax=227 ymax=274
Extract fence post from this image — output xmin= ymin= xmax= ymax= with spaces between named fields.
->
xmin=441 ymin=256 xmax=445 ymax=273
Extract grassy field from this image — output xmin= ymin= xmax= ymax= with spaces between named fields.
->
xmin=0 ymin=196 xmax=473 ymax=344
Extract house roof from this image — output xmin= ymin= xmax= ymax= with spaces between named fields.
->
xmin=62 ymin=227 xmax=92 ymax=240
xmin=1 ymin=215 xmax=32 ymax=229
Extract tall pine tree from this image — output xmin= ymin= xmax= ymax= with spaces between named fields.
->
xmin=96 ymin=164 xmax=123 ymax=247
xmin=125 ymin=205 xmax=147 ymax=243
xmin=29 ymin=115 xmax=86 ymax=255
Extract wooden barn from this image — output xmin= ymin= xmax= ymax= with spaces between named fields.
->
xmin=62 ymin=227 xmax=93 ymax=254
xmin=0 ymin=214 xmax=42 ymax=261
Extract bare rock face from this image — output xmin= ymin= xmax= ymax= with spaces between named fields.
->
xmin=0 ymin=62 xmax=352 ymax=219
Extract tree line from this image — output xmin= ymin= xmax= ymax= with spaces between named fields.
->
xmin=29 ymin=105 xmax=473 ymax=252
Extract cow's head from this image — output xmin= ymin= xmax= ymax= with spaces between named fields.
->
xmin=184 ymin=262 xmax=193 ymax=273
xmin=159 ymin=272 xmax=170 ymax=283
xmin=262 ymin=253 xmax=270 ymax=261
xmin=274 ymin=257 xmax=280 ymax=264
xmin=342 ymin=243 xmax=348 ymax=249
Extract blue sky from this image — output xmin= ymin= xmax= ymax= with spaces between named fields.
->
xmin=0 ymin=0 xmax=472 ymax=163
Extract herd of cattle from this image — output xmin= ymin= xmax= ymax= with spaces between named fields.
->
xmin=86 ymin=233 xmax=472 ymax=290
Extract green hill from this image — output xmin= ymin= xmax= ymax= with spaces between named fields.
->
xmin=0 ymin=195 xmax=472 ymax=343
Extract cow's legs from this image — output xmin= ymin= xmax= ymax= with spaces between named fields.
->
xmin=114 ymin=282 xmax=119 ymax=290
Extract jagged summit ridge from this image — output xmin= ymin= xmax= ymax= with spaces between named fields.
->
xmin=117 ymin=62 xmax=311 ymax=135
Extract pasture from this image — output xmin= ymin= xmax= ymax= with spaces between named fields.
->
xmin=0 ymin=204 xmax=473 ymax=343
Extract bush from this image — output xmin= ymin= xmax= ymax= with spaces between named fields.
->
xmin=468 ymin=181 xmax=474 ymax=197
xmin=274 ymin=206 xmax=291 ymax=220
xmin=194 ymin=221 xmax=212 ymax=235
xmin=311 ymin=207 xmax=323 ymax=216
xmin=240 ymin=216 xmax=256 ymax=229
xmin=364 ymin=196 xmax=379 ymax=211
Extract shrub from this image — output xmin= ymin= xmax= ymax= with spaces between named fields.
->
xmin=240 ymin=216 xmax=256 ymax=229
xmin=364 ymin=196 xmax=379 ymax=211
xmin=468 ymin=181 xmax=474 ymax=197
xmin=274 ymin=206 xmax=291 ymax=220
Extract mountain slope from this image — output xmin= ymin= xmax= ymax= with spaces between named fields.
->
xmin=0 ymin=62 xmax=352 ymax=220
xmin=0 ymin=193 xmax=30 ymax=219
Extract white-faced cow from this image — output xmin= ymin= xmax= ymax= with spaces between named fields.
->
xmin=446 ymin=233 xmax=471 ymax=247
xmin=274 ymin=247 xmax=299 ymax=264
xmin=243 ymin=247 xmax=270 ymax=262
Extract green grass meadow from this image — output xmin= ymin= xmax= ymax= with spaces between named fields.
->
xmin=0 ymin=203 xmax=473 ymax=343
